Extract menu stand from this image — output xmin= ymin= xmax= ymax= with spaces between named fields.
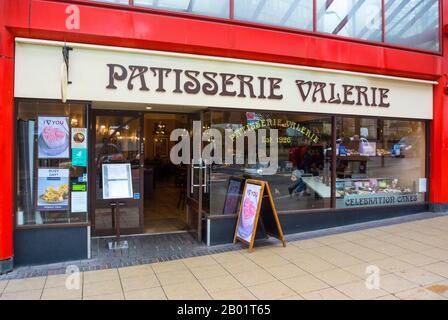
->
xmin=108 ymin=201 xmax=129 ymax=250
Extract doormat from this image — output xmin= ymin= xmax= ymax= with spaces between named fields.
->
xmin=108 ymin=240 xmax=129 ymax=250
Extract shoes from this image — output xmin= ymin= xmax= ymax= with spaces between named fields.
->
xmin=294 ymin=191 xmax=305 ymax=198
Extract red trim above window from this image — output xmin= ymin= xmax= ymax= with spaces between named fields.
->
xmin=0 ymin=0 xmax=439 ymax=80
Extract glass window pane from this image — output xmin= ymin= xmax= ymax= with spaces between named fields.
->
xmin=134 ymin=0 xmax=230 ymax=18
xmin=335 ymin=117 xmax=427 ymax=209
xmin=234 ymin=0 xmax=313 ymax=31
xmin=16 ymin=102 xmax=88 ymax=226
xmin=91 ymin=0 xmax=130 ymax=4
xmin=316 ymin=0 xmax=382 ymax=41
xmin=385 ymin=0 xmax=440 ymax=51
xmin=208 ymin=111 xmax=332 ymax=215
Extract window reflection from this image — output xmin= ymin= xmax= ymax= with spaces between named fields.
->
xmin=90 ymin=0 xmax=440 ymax=52
xmin=92 ymin=0 xmax=129 ymax=4
xmin=316 ymin=0 xmax=382 ymax=41
xmin=134 ymin=0 xmax=230 ymax=18
xmin=385 ymin=0 xmax=440 ymax=51
xmin=234 ymin=0 xmax=313 ymax=31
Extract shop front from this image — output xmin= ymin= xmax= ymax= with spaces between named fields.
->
xmin=12 ymin=38 xmax=434 ymax=266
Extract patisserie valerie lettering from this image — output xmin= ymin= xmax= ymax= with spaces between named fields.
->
xmin=295 ymin=80 xmax=390 ymax=108
xmin=106 ymin=64 xmax=283 ymax=100
xmin=105 ymin=64 xmax=391 ymax=108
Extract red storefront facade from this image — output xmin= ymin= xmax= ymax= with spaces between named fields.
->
xmin=0 ymin=0 xmax=447 ymax=272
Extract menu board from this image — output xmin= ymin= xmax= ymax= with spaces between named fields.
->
xmin=102 ymin=163 xmax=133 ymax=200
xmin=222 ymin=177 xmax=245 ymax=215
xmin=37 ymin=116 xmax=70 ymax=159
xmin=37 ymin=168 xmax=70 ymax=211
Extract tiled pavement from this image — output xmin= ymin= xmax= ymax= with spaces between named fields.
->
xmin=1 ymin=214 xmax=448 ymax=300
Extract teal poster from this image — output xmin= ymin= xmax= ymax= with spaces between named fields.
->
xmin=72 ymin=148 xmax=87 ymax=167
xmin=71 ymin=128 xmax=87 ymax=167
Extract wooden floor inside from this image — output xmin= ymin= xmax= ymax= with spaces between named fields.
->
xmin=143 ymin=179 xmax=187 ymax=234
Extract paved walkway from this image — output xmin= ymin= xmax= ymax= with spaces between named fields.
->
xmin=1 ymin=215 xmax=448 ymax=300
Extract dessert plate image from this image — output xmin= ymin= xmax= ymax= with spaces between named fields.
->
xmin=38 ymin=116 xmax=70 ymax=158
xmin=38 ymin=133 xmax=69 ymax=157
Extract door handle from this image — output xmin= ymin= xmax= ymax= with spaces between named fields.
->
xmin=203 ymin=163 xmax=208 ymax=194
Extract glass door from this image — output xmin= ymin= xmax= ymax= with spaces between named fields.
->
xmin=91 ymin=111 xmax=144 ymax=236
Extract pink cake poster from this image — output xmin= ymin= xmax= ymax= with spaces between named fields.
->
xmin=236 ymin=183 xmax=262 ymax=242
xmin=38 ymin=117 xmax=70 ymax=159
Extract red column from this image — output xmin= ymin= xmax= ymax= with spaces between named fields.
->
xmin=430 ymin=77 xmax=448 ymax=210
xmin=430 ymin=0 xmax=448 ymax=211
xmin=0 ymin=0 xmax=15 ymax=273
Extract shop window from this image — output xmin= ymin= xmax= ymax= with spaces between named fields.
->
xmin=90 ymin=0 xmax=441 ymax=53
xmin=134 ymin=0 xmax=230 ymax=18
xmin=16 ymin=101 xmax=88 ymax=226
xmin=234 ymin=0 xmax=313 ymax=31
xmin=92 ymin=0 xmax=129 ymax=4
xmin=335 ymin=117 xmax=427 ymax=209
xmin=207 ymin=111 xmax=332 ymax=215
xmin=316 ymin=0 xmax=382 ymax=42
xmin=385 ymin=0 xmax=440 ymax=52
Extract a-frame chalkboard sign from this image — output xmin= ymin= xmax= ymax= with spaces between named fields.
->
xmin=233 ymin=179 xmax=286 ymax=252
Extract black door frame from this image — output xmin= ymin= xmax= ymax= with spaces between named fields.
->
xmin=89 ymin=109 xmax=145 ymax=237
xmin=90 ymin=108 xmax=205 ymax=240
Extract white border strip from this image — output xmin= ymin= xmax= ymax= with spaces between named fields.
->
xmin=87 ymin=226 xmax=91 ymax=259
xmin=207 ymin=219 xmax=210 ymax=247
xmin=15 ymin=37 xmax=438 ymax=85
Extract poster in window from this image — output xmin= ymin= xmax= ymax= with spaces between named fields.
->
xmin=38 ymin=116 xmax=70 ymax=159
xmin=71 ymin=128 xmax=87 ymax=148
xmin=71 ymin=128 xmax=88 ymax=167
xmin=37 ymin=168 xmax=70 ymax=211
xmin=222 ymin=177 xmax=244 ymax=215
xmin=235 ymin=182 xmax=262 ymax=243
xmin=71 ymin=182 xmax=87 ymax=213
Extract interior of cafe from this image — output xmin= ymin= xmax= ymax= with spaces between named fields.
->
xmin=142 ymin=113 xmax=189 ymax=233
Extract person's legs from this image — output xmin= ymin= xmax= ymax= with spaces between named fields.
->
xmin=298 ymin=180 xmax=312 ymax=196
xmin=288 ymin=180 xmax=301 ymax=195
xmin=293 ymin=179 xmax=306 ymax=193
